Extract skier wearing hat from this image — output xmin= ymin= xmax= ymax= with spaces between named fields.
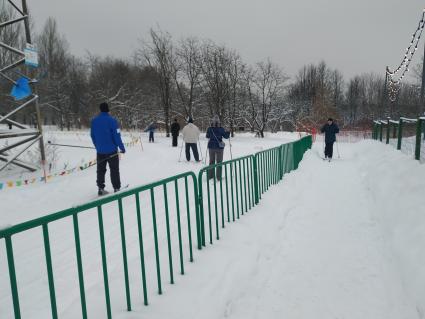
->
xmin=320 ymin=118 xmax=339 ymax=160
xmin=90 ymin=102 xmax=126 ymax=195
xmin=182 ymin=117 xmax=201 ymax=161
xmin=206 ymin=115 xmax=230 ymax=179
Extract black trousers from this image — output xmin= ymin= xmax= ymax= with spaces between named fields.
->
xmin=149 ymin=132 xmax=154 ymax=142
xmin=208 ymin=148 xmax=224 ymax=179
xmin=324 ymin=142 xmax=334 ymax=158
xmin=97 ymin=153 xmax=121 ymax=190
xmin=185 ymin=143 xmax=199 ymax=161
xmin=172 ymin=135 xmax=178 ymax=147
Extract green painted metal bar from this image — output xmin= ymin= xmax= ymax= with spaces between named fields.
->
xmin=174 ymin=180 xmax=185 ymax=275
xmin=397 ymin=119 xmax=403 ymax=150
xmin=225 ymin=165 xmax=230 ymax=223
xmin=135 ymin=193 xmax=148 ymax=305
xmin=197 ymin=175 xmax=206 ymax=247
xmin=247 ymin=158 xmax=252 ymax=210
xmin=213 ymin=166 xmax=219 ymax=240
xmin=42 ymin=224 xmax=58 ymax=319
xmin=118 ymin=199 xmax=132 ymax=311
xmin=386 ymin=118 xmax=390 ymax=144
xmin=219 ymin=170 xmax=225 ymax=228
xmin=392 ymin=122 xmax=397 ymax=139
xmin=230 ymin=162 xmax=235 ymax=221
xmin=97 ymin=206 xmax=112 ymax=319
xmin=185 ymin=176 xmax=195 ymax=257
xmin=206 ymin=175 xmax=213 ymax=244
xmin=253 ymin=155 xmax=259 ymax=204
xmin=238 ymin=160 xmax=244 ymax=215
xmin=5 ymin=236 xmax=21 ymax=319
xmin=234 ymin=161 xmax=240 ymax=219
xmin=243 ymin=158 xmax=248 ymax=213
xmin=163 ymin=184 xmax=174 ymax=284
xmin=415 ymin=118 xmax=422 ymax=160
xmin=150 ymin=189 xmax=162 ymax=294
xmin=379 ymin=123 xmax=383 ymax=142
xmin=72 ymin=214 xmax=88 ymax=319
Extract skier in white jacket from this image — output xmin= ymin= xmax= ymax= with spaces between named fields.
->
xmin=182 ymin=117 xmax=201 ymax=162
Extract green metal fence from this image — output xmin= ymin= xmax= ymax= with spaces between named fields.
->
xmin=372 ymin=117 xmax=425 ymax=161
xmin=0 ymin=135 xmax=312 ymax=319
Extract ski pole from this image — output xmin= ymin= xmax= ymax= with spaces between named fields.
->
xmin=47 ymin=141 xmax=95 ymax=149
xmin=139 ymin=137 xmax=144 ymax=151
xmin=336 ymin=139 xmax=340 ymax=158
xmin=198 ymin=140 xmax=203 ymax=161
xmin=178 ymin=142 xmax=184 ymax=162
xmin=228 ymin=135 xmax=233 ymax=160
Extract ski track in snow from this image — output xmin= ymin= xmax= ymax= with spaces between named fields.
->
xmin=1 ymin=134 xmax=425 ymax=319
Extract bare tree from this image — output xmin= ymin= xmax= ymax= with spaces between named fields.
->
xmin=36 ymin=17 xmax=71 ymax=130
xmin=199 ymin=41 xmax=232 ymax=122
xmin=136 ymin=28 xmax=174 ymax=136
xmin=173 ymin=36 xmax=202 ymax=118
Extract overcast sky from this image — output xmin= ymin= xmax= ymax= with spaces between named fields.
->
xmin=28 ymin=0 xmax=425 ymax=80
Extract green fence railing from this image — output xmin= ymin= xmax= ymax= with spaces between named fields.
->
xmin=1 ymin=135 xmax=312 ymax=319
xmin=373 ymin=117 xmax=425 ymax=161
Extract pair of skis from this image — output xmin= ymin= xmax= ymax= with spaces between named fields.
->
xmin=98 ymin=184 xmax=130 ymax=196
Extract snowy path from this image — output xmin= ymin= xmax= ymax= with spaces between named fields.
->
xmin=127 ymin=141 xmax=424 ymax=319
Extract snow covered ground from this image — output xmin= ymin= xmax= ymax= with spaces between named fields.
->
xmin=1 ymin=133 xmax=425 ymax=319
xmin=0 ymin=131 xmax=297 ymax=226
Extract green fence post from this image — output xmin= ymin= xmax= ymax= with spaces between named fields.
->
xmin=97 ymin=206 xmax=112 ymax=319
xmin=415 ymin=118 xmax=422 ymax=160
xmin=386 ymin=118 xmax=390 ymax=144
xmin=253 ymin=156 xmax=259 ymax=204
xmin=135 ymin=193 xmax=148 ymax=306
xmin=379 ymin=122 xmax=383 ymax=142
xmin=73 ymin=214 xmax=88 ymax=319
xmin=42 ymin=224 xmax=58 ymax=319
xmin=118 ymin=199 xmax=132 ymax=311
xmin=5 ymin=237 xmax=21 ymax=319
xmin=397 ymin=118 xmax=403 ymax=150
xmin=392 ymin=121 xmax=397 ymax=138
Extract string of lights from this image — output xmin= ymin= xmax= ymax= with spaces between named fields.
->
xmin=386 ymin=9 xmax=425 ymax=102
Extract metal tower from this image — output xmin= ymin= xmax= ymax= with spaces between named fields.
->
xmin=0 ymin=0 xmax=46 ymax=173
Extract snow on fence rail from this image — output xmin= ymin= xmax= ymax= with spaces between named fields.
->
xmin=0 ymin=136 xmax=312 ymax=319
xmin=372 ymin=117 xmax=425 ymax=162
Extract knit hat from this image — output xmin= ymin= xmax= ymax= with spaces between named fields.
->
xmin=100 ymin=102 xmax=109 ymax=113
xmin=211 ymin=114 xmax=220 ymax=126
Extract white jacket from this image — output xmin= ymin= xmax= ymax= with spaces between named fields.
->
xmin=182 ymin=123 xmax=200 ymax=143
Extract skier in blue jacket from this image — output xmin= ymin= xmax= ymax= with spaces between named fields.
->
xmin=206 ymin=115 xmax=230 ymax=180
xmin=90 ymin=102 xmax=126 ymax=195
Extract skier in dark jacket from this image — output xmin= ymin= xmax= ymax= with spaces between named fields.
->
xmin=320 ymin=118 xmax=339 ymax=160
xmin=144 ymin=123 xmax=156 ymax=143
xmin=90 ymin=102 xmax=126 ymax=195
xmin=206 ymin=115 xmax=230 ymax=180
xmin=170 ymin=118 xmax=180 ymax=147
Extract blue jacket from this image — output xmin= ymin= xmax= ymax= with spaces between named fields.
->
xmin=144 ymin=124 xmax=156 ymax=133
xmin=206 ymin=127 xmax=230 ymax=149
xmin=320 ymin=123 xmax=339 ymax=144
xmin=90 ymin=113 xmax=126 ymax=154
